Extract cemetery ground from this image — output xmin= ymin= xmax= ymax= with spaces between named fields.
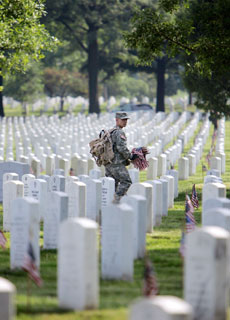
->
xmin=0 ymin=119 xmax=229 ymax=320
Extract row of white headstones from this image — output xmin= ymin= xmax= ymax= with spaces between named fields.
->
xmin=0 ymin=114 xmax=227 ymax=319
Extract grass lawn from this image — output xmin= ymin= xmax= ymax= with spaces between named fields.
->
xmin=0 ymin=119 xmax=229 ymax=319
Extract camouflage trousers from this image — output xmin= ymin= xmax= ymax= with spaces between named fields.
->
xmin=105 ymin=164 xmax=132 ymax=197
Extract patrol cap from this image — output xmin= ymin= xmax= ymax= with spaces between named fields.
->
xmin=115 ymin=112 xmax=130 ymax=120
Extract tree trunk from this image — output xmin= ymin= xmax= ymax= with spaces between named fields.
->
xmin=156 ymin=58 xmax=166 ymax=113
xmin=88 ymin=27 xmax=100 ymax=114
xmin=0 ymin=76 xmax=5 ymax=117
xmin=188 ymin=92 xmax=192 ymax=105
xmin=60 ymin=97 xmax=64 ymax=112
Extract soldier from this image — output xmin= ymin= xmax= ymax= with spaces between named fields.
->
xmin=105 ymin=112 xmax=138 ymax=203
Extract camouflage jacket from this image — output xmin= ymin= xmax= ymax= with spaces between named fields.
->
xmin=110 ymin=125 xmax=131 ymax=165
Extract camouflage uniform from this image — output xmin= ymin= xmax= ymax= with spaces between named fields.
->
xmin=105 ymin=121 xmax=132 ymax=200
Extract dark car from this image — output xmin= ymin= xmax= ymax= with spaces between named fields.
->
xmin=112 ymin=103 xmax=154 ymax=112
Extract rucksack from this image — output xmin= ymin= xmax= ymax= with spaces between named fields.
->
xmin=89 ymin=129 xmax=116 ymax=167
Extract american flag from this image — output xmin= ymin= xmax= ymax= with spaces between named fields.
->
xmin=0 ymin=230 xmax=7 ymax=249
xmin=131 ymin=147 xmax=149 ymax=171
xmin=22 ymin=242 xmax=42 ymax=287
xmin=191 ymin=184 xmax=199 ymax=209
xmin=143 ymin=257 xmax=158 ymax=296
xmin=185 ymin=195 xmax=196 ymax=233
xmin=179 ymin=231 xmax=186 ymax=258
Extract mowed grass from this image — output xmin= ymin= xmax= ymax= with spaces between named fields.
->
xmin=0 ymin=119 xmax=229 ymax=319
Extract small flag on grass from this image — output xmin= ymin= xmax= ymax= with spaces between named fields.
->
xmin=22 ymin=242 xmax=42 ymax=287
xmin=0 ymin=230 xmax=7 ymax=249
xmin=191 ymin=184 xmax=199 ymax=209
xmin=185 ymin=195 xmax=196 ymax=233
xmin=143 ymin=256 xmax=158 ymax=297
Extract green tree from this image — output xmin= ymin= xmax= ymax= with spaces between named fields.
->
xmin=44 ymin=68 xmax=87 ymax=111
xmin=125 ymin=0 xmax=230 ymax=116
xmin=43 ymin=0 xmax=149 ymax=114
xmin=0 ymin=0 xmax=58 ymax=116
xmin=3 ymin=63 xmax=44 ymax=113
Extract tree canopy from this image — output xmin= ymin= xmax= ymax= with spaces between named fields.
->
xmin=125 ymin=0 xmax=230 ymax=76
xmin=125 ymin=0 xmax=230 ymax=117
xmin=0 ymin=0 xmax=58 ymax=76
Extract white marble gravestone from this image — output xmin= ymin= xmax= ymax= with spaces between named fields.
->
xmin=128 ymin=168 xmax=139 ymax=184
xmin=101 ymin=177 xmax=115 ymax=207
xmin=0 ymin=161 xmax=30 ymax=201
xmin=128 ymin=182 xmax=153 ymax=233
xmin=49 ymin=175 xmax=65 ymax=192
xmin=101 ymin=203 xmax=134 ymax=280
xmin=158 ymin=179 xmax=169 ymax=217
xmin=3 ymin=181 xmax=24 ymax=231
xmin=0 ymin=277 xmax=16 ymax=320
xmin=161 ymin=175 xmax=174 ymax=209
xmin=167 ymin=169 xmax=178 ymax=198
xmin=147 ymin=157 xmax=158 ymax=180
xmin=184 ymin=226 xmax=230 ymax=320
xmin=203 ymin=198 xmax=230 ymax=222
xmin=89 ymin=169 xmax=101 ymax=180
xmin=28 ymin=178 xmax=47 ymax=221
xmin=22 ymin=174 xmax=35 ymax=197
xmin=121 ymin=195 xmax=146 ymax=259
xmin=66 ymin=181 xmax=86 ymax=218
xmin=43 ymin=191 xmax=68 ymax=249
xmin=3 ymin=172 xmax=18 ymax=185
xmin=178 ymin=157 xmax=189 ymax=180
xmin=10 ymin=197 xmax=40 ymax=269
xmin=58 ymin=218 xmax=98 ymax=310
xmin=65 ymin=175 xmax=79 ymax=193
xmin=202 ymin=182 xmax=226 ymax=222
xmin=79 ymin=175 xmax=102 ymax=222
xmin=203 ymin=208 xmax=230 ymax=231
xmin=146 ymin=180 xmax=162 ymax=226
xmin=130 ymin=296 xmax=193 ymax=320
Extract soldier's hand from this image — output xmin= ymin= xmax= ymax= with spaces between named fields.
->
xmin=130 ymin=154 xmax=139 ymax=160
xmin=142 ymin=147 xmax=149 ymax=154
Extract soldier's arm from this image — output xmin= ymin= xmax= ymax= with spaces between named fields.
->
xmin=114 ymin=130 xmax=132 ymax=160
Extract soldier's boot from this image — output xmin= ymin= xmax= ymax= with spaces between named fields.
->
xmin=112 ymin=194 xmax=121 ymax=204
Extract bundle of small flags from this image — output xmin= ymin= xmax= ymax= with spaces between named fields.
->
xmin=22 ymin=242 xmax=42 ymax=287
xmin=131 ymin=147 xmax=149 ymax=171
xmin=185 ymin=194 xmax=196 ymax=233
xmin=143 ymin=256 xmax=158 ymax=296
xmin=0 ymin=230 xmax=7 ymax=249
xmin=191 ymin=184 xmax=199 ymax=209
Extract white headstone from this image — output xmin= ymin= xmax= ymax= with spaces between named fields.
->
xmin=101 ymin=177 xmax=115 ymax=207
xmin=10 ymin=197 xmax=40 ymax=269
xmin=128 ymin=182 xmax=153 ymax=233
xmin=0 ymin=277 xmax=16 ymax=320
xmin=146 ymin=180 xmax=163 ymax=226
xmin=49 ymin=175 xmax=65 ymax=192
xmin=185 ymin=226 xmax=230 ymax=320
xmin=158 ymin=179 xmax=168 ymax=217
xmin=43 ymin=192 xmax=68 ymax=249
xmin=202 ymin=183 xmax=226 ymax=222
xmin=66 ymin=181 xmax=86 ymax=218
xmin=22 ymin=174 xmax=35 ymax=197
xmin=28 ymin=179 xmax=47 ymax=221
xmin=121 ymin=195 xmax=146 ymax=259
xmin=58 ymin=218 xmax=98 ymax=310
xmin=178 ymin=157 xmax=189 ymax=180
xmin=3 ymin=181 xmax=24 ymax=231
xmin=130 ymin=296 xmax=193 ymax=320
xmin=128 ymin=168 xmax=139 ymax=184
xmin=101 ymin=203 xmax=134 ymax=280
xmin=147 ymin=157 xmax=158 ymax=180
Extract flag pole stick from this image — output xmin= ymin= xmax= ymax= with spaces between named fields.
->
xmin=27 ymin=274 xmax=31 ymax=311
